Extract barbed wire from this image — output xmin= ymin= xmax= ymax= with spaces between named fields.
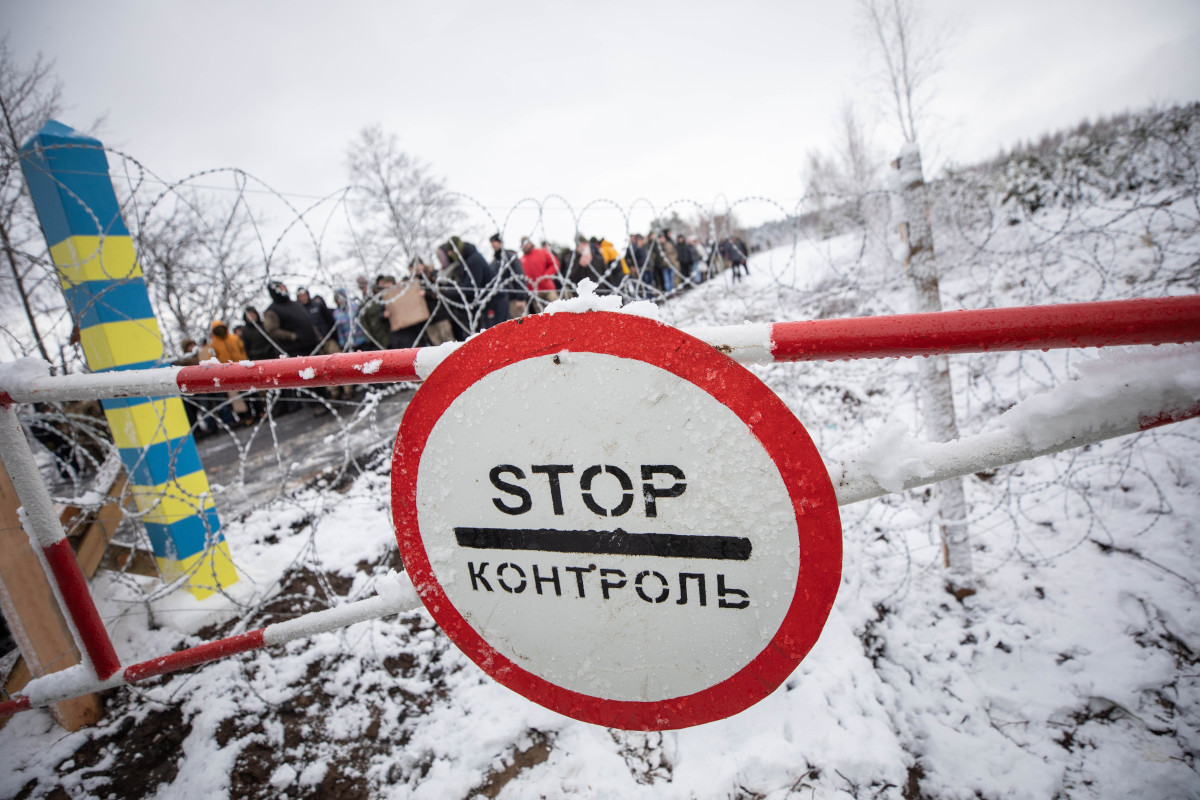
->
xmin=1 ymin=107 xmax=1198 ymax=629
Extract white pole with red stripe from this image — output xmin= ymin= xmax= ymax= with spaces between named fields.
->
xmin=1 ymin=571 xmax=421 ymax=717
xmin=2 ymin=296 xmax=1197 ymax=405
xmin=1 ymin=294 xmax=1198 ymax=719
xmin=0 ymin=403 xmax=122 ymax=682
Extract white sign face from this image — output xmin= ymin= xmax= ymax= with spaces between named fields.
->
xmin=418 ymin=352 xmax=799 ymax=701
xmin=393 ymin=311 xmax=841 ymax=730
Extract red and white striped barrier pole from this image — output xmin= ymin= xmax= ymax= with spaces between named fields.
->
xmin=0 ymin=404 xmax=122 ymax=683
xmin=0 ymin=572 xmax=421 ymax=718
xmin=1 ymin=294 xmax=1197 ymax=719
xmin=2 ymin=296 xmax=1197 ymax=406
xmin=691 ymin=294 xmax=1200 ymax=363
xmin=832 ymin=395 xmax=1200 ymax=505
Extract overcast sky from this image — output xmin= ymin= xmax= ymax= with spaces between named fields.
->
xmin=6 ymin=0 xmax=1200 ymax=228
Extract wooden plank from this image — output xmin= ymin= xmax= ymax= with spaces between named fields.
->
xmin=0 ymin=456 xmax=103 ymax=731
xmin=71 ymin=471 xmax=129 ymax=579
xmin=98 ymin=542 xmax=159 ymax=578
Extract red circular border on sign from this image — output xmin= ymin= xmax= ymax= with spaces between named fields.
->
xmin=391 ymin=311 xmax=842 ymax=730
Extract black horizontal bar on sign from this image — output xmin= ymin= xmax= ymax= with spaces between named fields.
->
xmin=453 ymin=527 xmax=752 ymax=561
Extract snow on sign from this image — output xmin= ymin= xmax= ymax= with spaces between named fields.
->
xmin=391 ymin=311 xmax=842 ymax=730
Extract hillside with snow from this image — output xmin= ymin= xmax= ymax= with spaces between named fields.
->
xmin=2 ymin=106 xmax=1200 ymax=799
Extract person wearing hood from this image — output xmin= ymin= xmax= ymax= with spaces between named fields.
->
xmin=264 ymin=280 xmax=319 ymax=357
xmin=439 ymin=236 xmax=508 ymax=337
xmin=206 ymin=320 xmax=253 ymax=425
xmin=172 ymin=338 xmax=202 ymax=367
xmin=207 ymin=320 xmax=247 ymax=363
xmin=597 ymin=237 xmax=620 ymax=267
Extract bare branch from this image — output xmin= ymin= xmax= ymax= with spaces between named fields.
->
xmin=345 ymin=125 xmax=462 ymax=275
xmin=857 ymin=0 xmax=946 ymax=146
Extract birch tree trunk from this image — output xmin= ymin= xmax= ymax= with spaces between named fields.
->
xmin=891 ymin=144 xmax=974 ymax=593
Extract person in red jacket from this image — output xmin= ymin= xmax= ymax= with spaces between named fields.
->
xmin=519 ymin=236 xmax=560 ymax=313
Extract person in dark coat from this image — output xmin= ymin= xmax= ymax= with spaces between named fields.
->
xmin=238 ymin=309 xmax=278 ymax=419
xmin=490 ymin=234 xmax=528 ymax=318
xmin=564 ymin=239 xmax=597 ymax=296
xmin=622 ymin=234 xmax=649 ymax=299
xmin=586 ymin=237 xmax=606 ymax=270
xmin=439 ymin=237 xmax=508 ymax=337
xmin=567 ymin=237 xmax=621 ymax=295
xmin=297 ymin=288 xmax=336 ymax=349
xmin=676 ymin=234 xmax=697 ymax=287
xmin=264 ymin=281 xmax=319 ymax=357
xmin=263 ymin=282 xmax=323 ymax=414
xmin=719 ymin=237 xmax=749 ymax=282
xmin=241 ymin=308 xmax=277 ymax=360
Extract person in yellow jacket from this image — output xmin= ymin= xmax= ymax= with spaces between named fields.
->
xmin=207 ymin=320 xmax=247 ymax=363
xmin=598 ymin=237 xmax=619 ymax=266
xmin=201 ymin=320 xmax=252 ymax=426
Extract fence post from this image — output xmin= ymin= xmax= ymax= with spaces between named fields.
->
xmin=18 ymin=121 xmax=237 ymax=600
xmin=891 ymin=145 xmax=973 ymax=593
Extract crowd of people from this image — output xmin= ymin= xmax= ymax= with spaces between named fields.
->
xmin=173 ymin=231 xmax=751 ymax=431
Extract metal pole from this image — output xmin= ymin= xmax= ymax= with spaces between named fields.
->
xmin=2 ymin=296 xmax=1198 ymax=405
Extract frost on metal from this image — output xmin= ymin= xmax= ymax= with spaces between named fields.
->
xmin=992 ymin=344 xmax=1200 ymax=449
xmin=832 ymin=344 xmax=1200 ymax=506
xmin=261 ymin=570 xmax=420 ymax=647
xmin=372 ymin=569 xmax=419 ymax=611
xmin=0 ymin=406 xmax=67 ymax=548
xmin=2 ymin=365 xmax=182 ymax=402
xmin=857 ymin=420 xmax=933 ymax=493
xmin=0 ymin=357 xmax=50 ymax=397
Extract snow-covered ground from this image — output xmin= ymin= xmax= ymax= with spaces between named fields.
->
xmin=2 ymin=183 xmax=1199 ymax=799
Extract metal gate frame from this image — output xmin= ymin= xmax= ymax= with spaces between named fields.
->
xmin=1 ymin=295 xmax=1198 ymax=718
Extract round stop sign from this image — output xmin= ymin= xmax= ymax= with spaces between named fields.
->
xmin=391 ymin=311 xmax=841 ymax=729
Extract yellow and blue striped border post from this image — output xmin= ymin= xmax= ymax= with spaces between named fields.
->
xmin=19 ymin=121 xmax=236 ymax=600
